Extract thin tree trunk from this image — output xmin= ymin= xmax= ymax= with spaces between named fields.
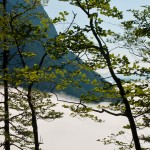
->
xmin=123 ymin=97 xmax=141 ymax=150
xmin=107 ymin=58 xmax=141 ymax=150
xmin=27 ymin=84 xmax=39 ymax=150
xmin=3 ymin=61 xmax=10 ymax=150
xmin=88 ymin=12 xmax=141 ymax=149
xmin=3 ymin=79 xmax=10 ymax=150
xmin=2 ymin=0 xmax=10 ymax=149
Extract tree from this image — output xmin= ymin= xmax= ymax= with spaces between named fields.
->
xmin=0 ymin=0 xmax=11 ymax=149
xmin=0 ymin=0 xmax=66 ymax=149
xmin=109 ymin=5 xmax=150 ymax=145
xmin=57 ymin=0 xmax=149 ymax=149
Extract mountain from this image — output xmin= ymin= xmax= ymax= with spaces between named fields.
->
xmin=2 ymin=0 xmax=104 ymax=99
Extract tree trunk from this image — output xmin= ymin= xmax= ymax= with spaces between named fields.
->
xmin=3 ymin=79 xmax=10 ymax=150
xmin=88 ymin=16 xmax=141 ymax=149
xmin=2 ymin=0 xmax=10 ymax=149
xmin=107 ymin=61 xmax=141 ymax=150
xmin=123 ymin=97 xmax=141 ymax=149
xmin=27 ymin=84 xmax=39 ymax=150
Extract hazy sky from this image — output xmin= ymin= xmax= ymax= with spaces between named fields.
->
xmin=44 ymin=0 xmax=149 ymax=17
xmin=44 ymin=0 xmax=149 ymax=32
xmin=44 ymin=0 xmax=149 ymax=76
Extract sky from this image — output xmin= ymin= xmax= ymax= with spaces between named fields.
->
xmin=1 ymin=1 xmax=149 ymax=149
xmin=38 ymin=94 xmax=149 ymax=150
xmin=43 ymin=0 xmax=149 ymax=78
xmin=43 ymin=0 xmax=149 ymax=51
xmin=43 ymin=3 xmax=150 ymax=149
xmin=44 ymin=0 xmax=149 ymax=32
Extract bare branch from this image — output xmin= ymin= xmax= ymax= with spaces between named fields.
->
xmin=53 ymin=92 xmax=126 ymax=117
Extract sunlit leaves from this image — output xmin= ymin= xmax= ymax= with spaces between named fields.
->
xmin=112 ymin=6 xmax=150 ymax=64
xmin=8 ymin=89 xmax=63 ymax=148
xmin=100 ymin=131 xmax=135 ymax=150
xmin=50 ymin=11 xmax=69 ymax=24
xmin=57 ymin=1 xmax=150 ymax=149
xmin=0 ymin=1 xmax=67 ymax=148
xmin=63 ymin=104 xmax=103 ymax=122
xmin=59 ymin=0 xmax=122 ymax=19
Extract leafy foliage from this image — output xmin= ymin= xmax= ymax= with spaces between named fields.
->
xmin=0 ymin=0 xmax=67 ymax=149
xmin=57 ymin=1 xmax=150 ymax=150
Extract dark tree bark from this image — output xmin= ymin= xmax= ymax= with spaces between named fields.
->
xmin=27 ymin=84 xmax=39 ymax=150
xmin=2 ymin=0 xmax=11 ymax=149
xmin=107 ymin=59 xmax=141 ymax=150
xmin=92 ymin=20 xmax=141 ymax=150
xmin=75 ymin=1 xmax=142 ymax=149
xmin=3 ymin=52 xmax=10 ymax=150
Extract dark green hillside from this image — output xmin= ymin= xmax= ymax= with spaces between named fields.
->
xmin=4 ymin=0 xmax=105 ymax=100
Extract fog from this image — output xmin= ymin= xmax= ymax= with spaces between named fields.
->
xmin=38 ymin=93 xmax=131 ymax=150
xmin=0 ymin=89 xmax=149 ymax=150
